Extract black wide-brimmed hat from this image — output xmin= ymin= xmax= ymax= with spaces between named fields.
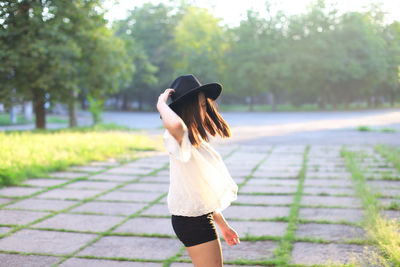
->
xmin=167 ymin=74 xmax=222 ymax=112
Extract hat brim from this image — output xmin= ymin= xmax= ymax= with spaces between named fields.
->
xmin=168 ymin=83 xmax=222 ymax=111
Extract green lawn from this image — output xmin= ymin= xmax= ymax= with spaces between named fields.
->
xmin=0 ymin=124 xmax=161 ymax=187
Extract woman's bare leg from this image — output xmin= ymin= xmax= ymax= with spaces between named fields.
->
xmin=185 ymin=238 xmax=223 ymax=267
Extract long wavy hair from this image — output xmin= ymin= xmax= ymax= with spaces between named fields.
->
xmin=173 ymin=92 xmax=232 ymax=148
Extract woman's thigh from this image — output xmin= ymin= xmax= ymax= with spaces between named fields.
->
xmin=186 ymin=238 xmax=223 ymax=267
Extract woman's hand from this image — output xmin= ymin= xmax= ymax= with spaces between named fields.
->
xmin=157 ymin=88 xmax=175 ymax=107
xmin=221 ymin=226 xmax=240 ymax=246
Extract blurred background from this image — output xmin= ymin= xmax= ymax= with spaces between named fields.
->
xmin=0 ymin=0 xmax=399 ymax=130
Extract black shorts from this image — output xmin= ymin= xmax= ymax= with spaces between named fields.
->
xmin=171 ymin=212 xmax=218 ymax=247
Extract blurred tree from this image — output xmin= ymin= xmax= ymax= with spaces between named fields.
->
xmin=381 ymin=21 xmax=400 ymax=107
xmin=0 ymin=0 xmax=131 ymax=129
xmin=113 ymin=3 xmax=177 ymax=111
xmin=337 ymin=11 xmax=387 ymax=108
xmin=225 ymin=4 xmax=289 ymax=111
xmin=0 ymin=1 xmax=78 ymax=128
xmin=173 ymin=5 xmax=228 ymax=84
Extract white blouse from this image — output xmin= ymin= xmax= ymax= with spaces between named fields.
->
xmin=163 ymin=122 xmax=238 ymax=217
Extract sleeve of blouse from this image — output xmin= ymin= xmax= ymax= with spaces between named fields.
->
xmin=163 ymin=124 xmax=191 ymax=162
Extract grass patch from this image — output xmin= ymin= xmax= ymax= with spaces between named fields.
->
xmin=341 ymin=146 xmax=400 ymax=266
xmin=375 ymin=144 xmax=400 ymax=173
xmin=271 ymin=145 xmax=310 ymax=266
xmin=356 ymin=125 xmax=398 ymax=133
xmin=0 ymin=114 xmax=29 ymax=125
xmin=0 ymin=127 xmax=160 ymax=187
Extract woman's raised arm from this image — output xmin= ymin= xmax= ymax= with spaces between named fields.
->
xmin=157 ymin=88 xmax=185 ymax=146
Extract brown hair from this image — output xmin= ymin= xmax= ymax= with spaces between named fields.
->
xmin=173 ymin=92 xmax=232 ymax=148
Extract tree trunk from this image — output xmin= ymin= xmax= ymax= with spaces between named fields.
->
xmin=270 ymin=92 xmax=276 ymax=111
xmin=367 ymin=94 xmax=372 ymax=108
xmin=68 ymin=92 xmax=78 ymax=127
xmin=122 ymin=91 xmax=129 ymax=111
xmin=138 ymin=91 xmax=143 ymax=111
xmin=344 ymin=89 xmax=350 ymax=110
xmin=114 ymin=94 xmax=120 ymax=110
xmin=389 ymin=90 xmax=394 ymax=107
xmin=79 ymin=92 xmax=88 ymax=110
xmin=319 ymin=86 xmax=328 ymax=110
xmin=249 ymin=96 xmax=254 ymax=111
xmin=33 ymin=88 xmax=46 ymax=129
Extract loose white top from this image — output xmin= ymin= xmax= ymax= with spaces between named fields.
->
xmin=163 ymin=122 xmax=238 ymax=216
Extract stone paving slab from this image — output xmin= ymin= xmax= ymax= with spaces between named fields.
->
xmin=140 ymin=204 xmax=169 ymax=216
xmin=376 ymin=197 xmax=400 ymax=207
xmin=0 ymin=229 xmax=97 ymax=254
xmin=234 ymin=194 xmax=293 ymax=205
xmin=20 ymin=178 xmax=69 ymax=187
xmin=157 ymin=170 xmax=170 ymax=176
xmin=112 ymin=217 xmax=174 ymax=236
xmin=119 ymin=183 xmax=169 ymax=193
xmin=252 ymin=172 xmax=299 ymax=179
xmin=69 ymin=201 xmax=146 ymax=216
xmin=221 ymin=220 xmax=288 ymax=237
xmin=180 ymin=240 xmax=278 ymax=262
xmin=0 ymin=209 xmax=50 ymax=225
xmin=77 ymin=236 xmax=181 ymax=260
xmin=371 ymin=188 xmax=400 ymax=197
xmin=0 ymin=186 xmax=43 ymax=198
xmin=380 ymin=210 xmax=400 ymax=221
xmin=97 ymin=191 xmax=162 ymax=203
xmin=366 ymin=180 xmax=400 ymax=188
xmin=308 ymin=167 xmax=348 ymax=172
xmin=0 ymin=253 xmax=61 ymax=267
xmin=226 ymin=166 xmax=254 ymax=173
xmin=301 ymin=195 xmax=362 ymax=208
xmin=5 ymin=198 xmax=78 ymax=211
xmin=240 ymin=185 xmax=297 ymax=194
xmin=59 ymin=258 xmax=163 ymax=267
xmin=139 ymin=175 xmax=169 ymax=183
xmin=0 ymin=227 xmax=12 ymax=234
xmin=306 ymin=171 xmax=351 ymax=177
xmin=87 ymin=173 xmax=138 ymax=182
xmin=290 ymin=242 xmax=371 ymax=265
xmin=67 ymin=165 xmax=107 ymax=173
xmin=89 ymin=161 xmax=120 ymax=167
xmin=303 ymin=178 xmax=353 ymax=187
xmin=223 ymin=205 xmax=290 ymax=219
xmin=124 ymin=162 xmax=166 ymax=169
xmin=48 ymin=172 xmax=88 ymax=179
xmin=35 ymin=188 xmax=103 ymax=200
xmin=302 ymin=186 xmax=356 ymax=196
xmin=0 ymin=198 xmax=13 ymax=205
xmin=64 ymin=180 xmax=120 ymax=190
xmin=246 ymin=178 xmax=298 ymax=186
xmin=299 ymin=207 xmax=364 ymax=223
xmin=295 ymin=222 xmax=366 ymax=242
xmin=32 ymin=213 xmax=124 ymax=232
xmin=104 ymin=167 xmax=153 ymax=175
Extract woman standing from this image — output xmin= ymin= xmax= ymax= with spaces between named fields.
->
xmin=156 ymin=74 xmax=240 ymax=267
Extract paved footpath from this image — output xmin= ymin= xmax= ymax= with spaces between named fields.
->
xmin=0 ymin=144 xmax=399 ymax=266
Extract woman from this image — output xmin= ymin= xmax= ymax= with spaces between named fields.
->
xmin=156 ymin=74 xmax=240 ymax=267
